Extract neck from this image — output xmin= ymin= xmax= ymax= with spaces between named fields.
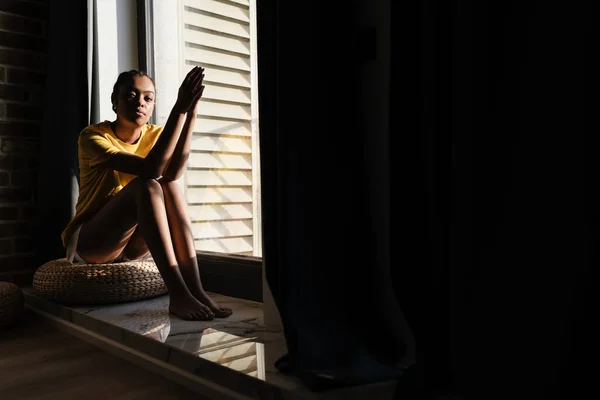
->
xmin=112 ymin=119 xmax=143 ymax=144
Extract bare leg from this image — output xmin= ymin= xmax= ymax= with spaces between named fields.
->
xmin=122 ymin=226 xmax=150 ymax=260
xmin=77 ymin=177 xmax=215 ymax=321
xmin=159 ymin=179 xmax=233 ymax=318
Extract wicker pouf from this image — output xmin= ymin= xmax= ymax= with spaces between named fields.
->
xmin=0 ymin=282 xmax=24 ymax=328
xmin=32 ymin=258 xmax=168 ymax=305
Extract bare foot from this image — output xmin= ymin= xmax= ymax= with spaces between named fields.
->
xmin=194 ymin=293 xmax=233 ymax=318
xmin=169 ymin=295 xmax=215 ymax=321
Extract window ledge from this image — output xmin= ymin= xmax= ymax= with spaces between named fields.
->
xmin=196 ymin=251 xmax=262 ymax=302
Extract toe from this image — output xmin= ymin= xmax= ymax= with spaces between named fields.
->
xmin=197 ymin=308 xmax=214 ymax=320
xmin=188 ymin=311 xmax=203 ymax=321
xmin=214 ymin=308 xmax=233 ymax=318
xmin=197 ymin=311 xmax=208 ymax=320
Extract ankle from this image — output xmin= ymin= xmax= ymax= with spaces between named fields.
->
xmin=191 ymin=289 xmax=210 ymax=300
xmin=169 ymin=289 xmax=196 ymax=303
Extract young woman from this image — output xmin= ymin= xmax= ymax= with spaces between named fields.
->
xmin=61 ymin=67 xmax=232 ymax=321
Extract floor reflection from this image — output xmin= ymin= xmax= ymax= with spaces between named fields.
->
xmin=71 ymin=293 xmax=279 ymax=380
xmin=25 ymin=289 xmax=400 ymax=398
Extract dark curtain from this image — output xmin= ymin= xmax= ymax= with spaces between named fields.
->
xmin=260 ymin=0 xmax=592 ymax=398
xmin=257 ymin=0 xmax=410 ymax=392
xmin=35 ymin=1 xmax=88 ymax=266
xmin=396 ymin=1 xmax=594 ymax=398
xmin=393 ymin=1 xmax=593 ymax=399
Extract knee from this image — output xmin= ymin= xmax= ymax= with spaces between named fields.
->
xmin=157 ymin=178 xmax=181 ymax=193
xmin=131 ymin=177 xmax=163 ymax=197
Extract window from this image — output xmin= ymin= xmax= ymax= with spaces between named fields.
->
xmin=92 ymin=0 xmax=262 ymax=301
xmin=149 ymin=0 xmax=262 ymax=259
xmin=144 ymin=0 xmax=263 ymax=301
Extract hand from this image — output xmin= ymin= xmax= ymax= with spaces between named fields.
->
xmin=189 ymin=85 xmax=205 ymax=115
xmin=174 ymin=66 xmax=205 ymax=113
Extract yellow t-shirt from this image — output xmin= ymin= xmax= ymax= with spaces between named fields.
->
xmin=61 ymin=121 xmax=164 ymax=247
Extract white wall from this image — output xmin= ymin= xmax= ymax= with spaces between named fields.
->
xmin=95 ymin=0 xmax=139 ymax=122
xmin=152 ymin=0 xmax=182 ymax=127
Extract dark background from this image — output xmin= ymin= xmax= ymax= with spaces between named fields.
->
xmin=259 ymin=0 xmax=593 ymax=398
xmin=1 ymin=0 xmax=593 ymax=398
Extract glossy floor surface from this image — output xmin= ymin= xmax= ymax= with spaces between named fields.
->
xmin=0 ymin=309 xmax=205 ymax=400
xmin=22 ymin=289 xmax=399 ymax=400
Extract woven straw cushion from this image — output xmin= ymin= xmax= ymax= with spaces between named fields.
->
xmin=0 ymin=282 xmax=24 ymax=328
xmin=32 ymin=258 xmax=168 ymax=305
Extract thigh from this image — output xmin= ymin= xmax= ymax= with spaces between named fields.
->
xmin=77 ymin=177 xmax=150 ymax=263
xmin=122 ymin=225 xmax=150 ymax=260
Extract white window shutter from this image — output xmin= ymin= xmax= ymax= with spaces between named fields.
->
xmin=181 ymin=0 xmax=260 ymax=256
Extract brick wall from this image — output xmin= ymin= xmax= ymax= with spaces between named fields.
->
xmin=0 ymin=0 xmax=47 ymax=284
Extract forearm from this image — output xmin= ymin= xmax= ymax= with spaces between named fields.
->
xmin=145 ymin=106 xmax=187 ymax=177
xmin=162 ymin=111 xmax=196 ymax=181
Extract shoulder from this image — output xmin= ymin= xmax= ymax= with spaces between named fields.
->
xmin=78 ymin=121 xmax=116 ymax=153
xmin=142 ymin=124 xmax=164 ymax=143
xmin=79 ymin=121 xmax=112 ymax=139
xmin=144 ymin=124 xmax=164 ymax=136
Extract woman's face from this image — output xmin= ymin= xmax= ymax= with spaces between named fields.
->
xmin=114 ymin=75 xmax=155 ymax=126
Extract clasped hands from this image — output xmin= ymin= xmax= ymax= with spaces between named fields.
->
xmin=175 ymin=66 xmax=205 ymax=114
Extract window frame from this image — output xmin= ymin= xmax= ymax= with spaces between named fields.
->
xmin=136 ymin=0 xmax=156 ymax=125
xmin=137 ymin=0 xmax=263 ymax=302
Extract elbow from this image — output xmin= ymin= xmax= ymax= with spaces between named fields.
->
xmin=143 ymin=167 xmax=163 ymax=180
xmin=160 ymin=172 xmax=181 ymax=182
xmin=143 ymin=159 xmax=165 ymax=180
xmin=150 ymin=167 xmax=163 ymax=180
xmin=138 ymin=172 xmax=162 ymax=180
xmin=161 ymin=158 xmax=188 ymax=182
xmin=148 ymin=172 xmax=163 ymax=180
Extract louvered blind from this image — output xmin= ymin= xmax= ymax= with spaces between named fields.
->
xmin=195 ymin=329 xmax=264 ymax=378
xmin=181 ymin=0 xmax=260 ymax=256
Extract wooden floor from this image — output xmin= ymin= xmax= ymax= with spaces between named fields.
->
xmin=0 ymin=310 xmax=209 ymax=400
